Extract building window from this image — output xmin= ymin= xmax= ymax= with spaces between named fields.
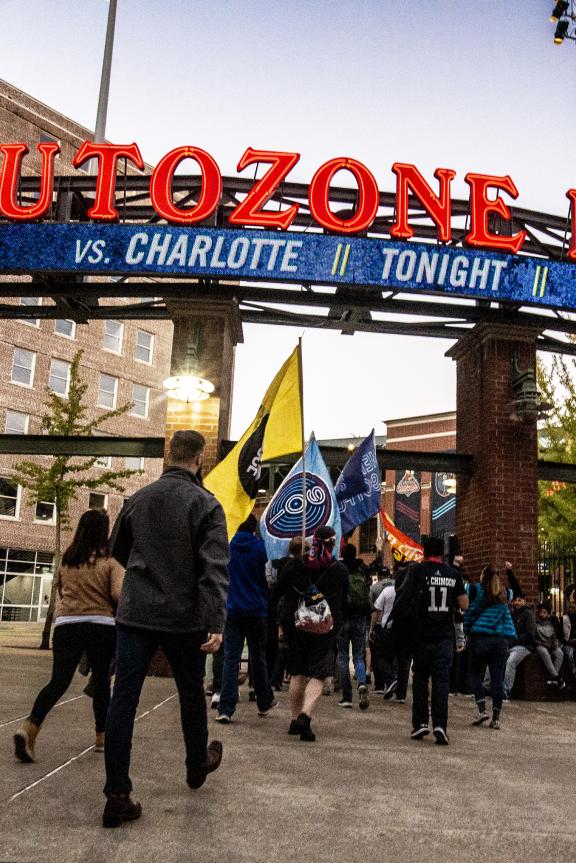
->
xmin=49 ymin=359 xmax=71 ymax=396
xmin=20 ymin=296 xmax=41 ymax=327
xmin=4 ymin=411 xmax=29 ymax=435
xmin=97 ymin=374 xmax=118 ymax=409
xmin=88 ymin=492 xmax=108 ymax=510
xmin=54 ymin=319 xmax=76 ymax=339
xmin=0 ymin=478 xmax=20 ymax=520
xmin=11 ymin=348 xmax=36 ymax=388
xmin=359 ymin=516 xmax=378 ymax=554
xmin=34 ymin=501 xmax=56 ymax=524
xmin=130 ymin=384 xmax=149 ymax=418
xmin=0 ymin=548 xmax=54 ymax=622
xmin=135 ymin=330 xmax=154 ymax=364
xmin=95 ymin=455 xmax=112 ymax=469
xmin=125 ymin=456 xmax=144 ymax=471
xmin=103 ymin=320 xmax=124 ymax=354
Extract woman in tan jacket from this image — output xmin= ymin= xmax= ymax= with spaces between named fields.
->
xmin=14 ymin=509 xmax=124 ymax=762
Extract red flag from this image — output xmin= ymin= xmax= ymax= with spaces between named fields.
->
xmin=379 ymin=511 xmax=423 ymax=562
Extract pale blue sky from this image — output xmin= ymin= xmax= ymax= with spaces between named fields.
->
xmin=0 ymin=1 xmax=574 ymax=438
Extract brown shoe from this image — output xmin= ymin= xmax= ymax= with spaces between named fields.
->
xmin=14 ymin=719 xmax=41 ymax=763
xmin=102 ymin=794 xmax=142 ymax=828
xmin=187 ymin=740 xmax=223 ymax=789
xmin=94 ymin=732 xmax=105 ymax=753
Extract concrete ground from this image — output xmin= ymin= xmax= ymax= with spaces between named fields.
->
xmin=0 ymin=626 xmax=575 ymax=863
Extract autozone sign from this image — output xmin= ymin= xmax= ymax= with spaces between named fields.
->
xmin=1 ymin=141 xmax=576 ymax=259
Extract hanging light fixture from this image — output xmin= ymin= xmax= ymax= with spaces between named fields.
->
xmin=550 ymin=1 xmax=569 ymax=22
xmin=554 ymin=18 xmax=570 ymax=42
xmin=163 ymin=324 xmax=215 ymax=403
xmin=162 ymin=374 xmax=214 ymax=403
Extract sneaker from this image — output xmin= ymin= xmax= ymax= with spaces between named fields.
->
xmin=546 ymin=678 xmax=559 ymax=687
xmin=288 ymin=719 xmax=301 ymax=735
xmin=373 ymin=689 xmax=385 ymax=696
xmin=323 ymin=679 xmax=334 ymax=696
xmin=248 ymin=689 xmax=256 ymax=702
xmin=410 ymin=725 xmax=430 ymax=740
xmin=187 ymin=740 xmax=223 ymax=789
xmin=472 ymin=710 xmax=489 ymax=726
xmin=204 ymin=686 xmax=213 ymax=697
xmin=358 ymin=684 xmax=370 ymax=711
xmin=502 ymin=695 xmax=511 ymax=703
xmin=383 ymin=680 xmax=398 ymax=700
xmin=337 ymin=699 xmax=353 ymax=708
xmin=257 ymin=698 xmax=279 ymax=717
xmin=489 ymin=718 xmax=501 ymax=730
xmin=558 ymin=678 xmax=566 ymax=690
xmin=395 ymin=697 xmax=406 ymax=704
xmin=433 ymin=727 xmax=449 ymax=745
xmin=102 ymin=793 xmax=142 ymax=828
xmin=214 ymin=714 xmax=231 ymax=724
xmin=297 ymin=712 xmax=316 ymax=742
xmin=210 ymin=692 xmax=220 ymax=710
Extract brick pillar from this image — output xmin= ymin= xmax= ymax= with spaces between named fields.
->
xmin=447 ymin=323 xmax=540 ymax=598
xmin=164 ymin=299 xmax=243 ymax=471
xmin=149 ymin=298 xmax=242 ymax=677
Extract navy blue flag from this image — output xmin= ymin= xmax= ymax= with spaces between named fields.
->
xmin=335 ymin=430 xmax=382 ymax=534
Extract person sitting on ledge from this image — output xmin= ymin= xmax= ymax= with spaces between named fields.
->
xmin=534 ymin=602 xmax=566 ymax=690
xmin=502 ymin=593 xmax=536 ymax=701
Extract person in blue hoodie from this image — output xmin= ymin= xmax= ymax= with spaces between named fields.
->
xmin=215 ymin=515 xmax=277 ymax=723
xmin=464 ymin=565 xmax=517 ymax=730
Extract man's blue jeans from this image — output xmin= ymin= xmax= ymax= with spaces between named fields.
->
xmin=219 ymin=616 xmax=274 ymax=717
xmin=337 ymin=617 xmax=367 ymax=702
xmin=104 ymin=624 xmax=208 ymax=795
xmin=411 ymin=638 xmax=453 ymax=731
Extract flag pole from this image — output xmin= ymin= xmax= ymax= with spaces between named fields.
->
xmin=298 ymin=337 xmax=306 ymax=547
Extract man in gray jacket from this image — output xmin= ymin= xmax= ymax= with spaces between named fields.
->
xmin=102 ymin=430 xmax=230 ymax=828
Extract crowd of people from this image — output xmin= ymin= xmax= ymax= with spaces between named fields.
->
xmin=11 ymin=429 xmax=575 ymax=828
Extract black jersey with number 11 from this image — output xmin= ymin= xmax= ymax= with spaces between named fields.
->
xmin=413 ymin=560 xmax=466 ymax=641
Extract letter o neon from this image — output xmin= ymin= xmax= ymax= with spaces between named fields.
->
xmin=308 ymin=157 xmax=379 ymax=234
xmin=150 ymin=146 xmax=222 ymax=225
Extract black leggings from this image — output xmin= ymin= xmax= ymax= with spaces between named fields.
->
xmin=30 ymin=622 xmax=116 ymax=732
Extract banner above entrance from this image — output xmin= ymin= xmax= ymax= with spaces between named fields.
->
xmin=0 ymin=223 xmax=574 ymax=312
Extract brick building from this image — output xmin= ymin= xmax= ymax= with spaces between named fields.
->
xmin=0 ymin=80 xmax=173 ymax=621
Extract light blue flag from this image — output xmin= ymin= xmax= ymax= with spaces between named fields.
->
xmin=259 ymin=433 xmax=342 ymax=561
xmin=335 ymin=430 xmax=382 ymax=534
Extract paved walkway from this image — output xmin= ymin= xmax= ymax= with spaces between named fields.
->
xmin=0 ymin=629 xmax=575 ymax=862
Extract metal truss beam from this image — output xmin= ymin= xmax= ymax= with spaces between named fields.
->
xmin=1 ymin=435 xmax=575 ymax=484
xmin=0 ymin=435 xmax=165 ymax=457
xmin=2 ymin=174 xmax=576 ymax=349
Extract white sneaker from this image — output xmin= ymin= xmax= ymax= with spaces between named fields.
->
xmin=215 ymin=714 xmax=231 ymax=724
xmin=211 ymin=693 xmax=220 ymax=709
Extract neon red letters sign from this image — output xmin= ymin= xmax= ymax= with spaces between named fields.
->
xmin=0 ymin=141 xmax=574 ymax=258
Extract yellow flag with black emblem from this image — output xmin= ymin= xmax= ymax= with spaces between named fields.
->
xmin=204 ymin=345 xmax=303 ymax=538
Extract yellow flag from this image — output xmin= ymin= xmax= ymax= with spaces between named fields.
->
xmin=204 ymin=346 xmax=303 ymax=538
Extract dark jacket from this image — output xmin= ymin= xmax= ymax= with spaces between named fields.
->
xmin=227 ymin=531 xmax=268 ymax=618
xmin=271 ymin=556 xmax=349 ymax=632
xmin=110 ymin=467 xmax=229 ymax=633
xmin=510 ymin=604 xmax=537 ymax=650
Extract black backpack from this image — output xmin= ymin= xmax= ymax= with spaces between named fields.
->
xmin=385 ymin=565 xmax=428 ymax=647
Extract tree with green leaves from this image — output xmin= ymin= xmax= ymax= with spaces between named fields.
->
xmin=12 ymin=350 xmax=141 ymax=649
xmin=537 ymin=354 xmax=576 ymax=544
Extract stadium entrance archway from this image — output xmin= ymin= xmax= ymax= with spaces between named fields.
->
xmin=3 ymin=155 xmax=576 ymax=595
